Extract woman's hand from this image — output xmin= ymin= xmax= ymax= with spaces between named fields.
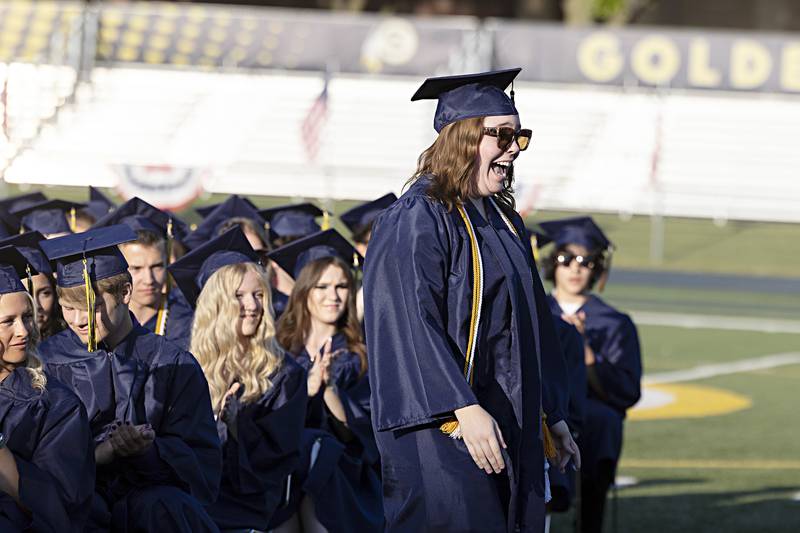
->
xmin=95 ymin=439 xmax=115 ymax=465
xmin=454 ymin=404 xmax=507 ymax=475
xmin=109 ymin=423 xmax=155 ymax=457
xmin=548 ymin=419 xmax=581 ymax=473
xmin=307 ymin=338 xmax=334 ymax=395
xmin=560 ymin=311 xmax=587 ymax=336
xmin=220 ymin=383 xmax=242 ymax=439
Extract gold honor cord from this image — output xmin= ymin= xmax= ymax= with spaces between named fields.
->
xmin=440 ymin=203 xmax=484 ymax=439
xmin=155 ymin=218 xmax=175 ymax=337
xmin=488 ymin=199 xmax=557 ymax=460
xmin=321 ymin=211 xmax=331 ymax=230
xmin=69 ymin=208 xmax=77 ymax=233
xmin=83 ymin=258 xmax=97 ymax=352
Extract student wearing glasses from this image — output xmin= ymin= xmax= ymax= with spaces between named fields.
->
xmin=539 ymin=217 xmax=642 ymax=533
xmin=363 ymin=68 xmax=580 ymax=532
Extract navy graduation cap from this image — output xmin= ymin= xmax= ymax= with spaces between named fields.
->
xmin=258 ymin=203 xmax=325 ymax=240
xmin=84 ymin=186 xmax=116 ymax=220
xmin=183 ymin=195 xmax=266 ymax=250
xmin=536 ymin=216 xmax=613 ymax=252
xmin=168 ymin=227 xmax=261 ymax=308
xmin=0 ymin=246 xmax=37 ymax=295
xmin=93 ymin=196 xmax=190 ymax=243
xmin=268 ymin=229 xmax=362 ymax=280
xmin=195 ymin=195 xmax=259 ymax=219
xmin=11 ymin=199 xmax=86 ymax=235
xmin=0 ymin=208 xmax=17 ymax=238
xmin=40 ymin=224 xmax=137 ymax=288
xmin=339 ymin=193 xmax=397 ymax=236
xmin=0 ymin=231 xmax=52 ymax=276
xmin=0 ymin=192 xmax=49 ymax=235
xmin=411 ymin=68 xmax=521 ymax=133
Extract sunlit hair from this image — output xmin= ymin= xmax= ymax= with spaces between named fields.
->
xmin=218 ymin=217 xmax=271 ymax=252
xmin=191 ymin=261 xmax=283 ymax=411
xmin=0 ymin=292 xmax=47 ymax=391
xmin=57 ymin=271 xmax=133 ymax=307
xmin=407 ymin=116 xmax=516 ymax=211
xmin=276 ymin=256 xmax=366 ymax=375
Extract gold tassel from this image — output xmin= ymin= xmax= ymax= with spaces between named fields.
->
xmin=321 ymin=210 xmax=331 ymax=230
xmin=440 ymin=419 xmax=461 ymax=438
xmin=542 ymin=414 xmax=557 ymax=460
xmin=25 ymin=265 xmax=34 ymax=298
xmin=83 ymin=258 xmax=97 ymax=351
xmin=352 ymin=252 xmax=359 ymax=268
xmin=69 ymin=207 xmax=77 ymax=232
xmin=530 ymin=234 xmax=540 ymax=263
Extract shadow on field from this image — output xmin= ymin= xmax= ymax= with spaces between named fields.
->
xmin=610 ymin=486 xmax=800 ymax=533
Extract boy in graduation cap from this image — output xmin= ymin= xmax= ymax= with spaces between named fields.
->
xmin=363 ymin=68 xmax=580 ymax=533
xmin=536 ymin=216 xmax=642 ymax=533
xmin=10 ymin=198 xmax=86 ymax=238
xmin=269 ymin=229 xmax=382 ymax=533
xmin=92 ymin=197 xmax=194 ymax=349
xmin=37 ymin=225 xmax=222 ymax=533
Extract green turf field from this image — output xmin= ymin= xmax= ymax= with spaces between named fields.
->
xmin=4 ymin=183 xmax=800 ymax=531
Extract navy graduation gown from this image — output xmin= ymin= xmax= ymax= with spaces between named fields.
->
xmin=38 ymin=319 xmax=222 ymax=533
xmin=363 ymin=179 xmax=569 ymax=533
xmin=206 ymin=353 xmax=307 ymax=530
xmin=142 ymin=289 xmax=194 ymax=350
xmin=0 ymin=368 xmax=95 ymax=532
xmin=548 ymin=294 xmax=642 ymax=474
xmin=270 ymin=333 xmax=382 ymax=533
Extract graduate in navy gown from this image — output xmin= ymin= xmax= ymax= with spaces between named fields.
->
xmin=36 ymin=225 xmax=222 ymax=532
xmin=270 ymin=229 xmax=383 ymax=533
xmin=363 ymin=68 xmax=581 ymax=533
xmin=339 ymin=193 xmax=397 ymax=322
xmin=538 ymin=216 xmax=642 ymax=533
xmin=10 ymin=199 xmax=85 ymax=239
xmin=0 ymin=246 xmax=95 ymax=532
xmin=0 ymin=232 xmax=68 ymax=339
xmin=92 ymin=197 xmax=194 ymax=349
xmin=0 ymin=193 xmax=47 ymax=238
xmin=169 ymin=227 xmax=307 ymax=531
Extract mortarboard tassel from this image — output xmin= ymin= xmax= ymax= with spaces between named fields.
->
xmin=321 ymin=211 xmax=331 ymax=231
xmin=155 ymin=218 xmax=175 ymax=336
xmin=83 ymin=257 xmax=97 ymax=351
xmin=530 ymin=234 xmax=540 ymax=264
xmin=25 ymin=264 xmax=34 ymax=298
xmin=510 ymin=80 xmax=515 ymax=104
xmin=541 ymin=413 xmax=558 ymax=460
xmin=69 ymin=207 xmax=77 ymax=233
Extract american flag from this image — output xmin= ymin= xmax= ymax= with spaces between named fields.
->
xmin=301 ymin=75 xmax=329 ymax=162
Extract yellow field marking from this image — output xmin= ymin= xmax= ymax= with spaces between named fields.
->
xmin=620 ymin=458 xmax=800 ymax=470
xmin=629 ymin=383 xmax=751 ymax=421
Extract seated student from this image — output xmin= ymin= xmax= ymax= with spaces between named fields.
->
xmin=338 ymin=193 xmax=397 ymax=321
xmin=170 ymin=227 xmax=307 ymax=531
xmin=539 ymin=217 xmax=642 ymax=533
xmin=0 ymin=232 xmax=67 ymax=339
xmin=0 ymin=246 xmax=95 ymax=532
xmin=269 ymin=229 xmax=382 ymax=533
xmin=92 ymin=197 xmax=194 ymax=349
xmin=10 ymin=199 xmax=87 ymax=239
xmin=37 ymin=225 xmax=222 ymax=533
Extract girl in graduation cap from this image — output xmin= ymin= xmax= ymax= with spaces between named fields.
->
xmin=363 ymin=69 xmax=580 ymax=533
xmin=270 ymin=229 xmax=382 ymax=533
xmin=0 ymin=232 xmax=68 ymax=339
xmin=168 ymin=226 xmax=307 ymax=532
xmin=0 ymin=246 xmax=95 ymax=531
xmin=537 ymin=217 xmax=642 ymax=533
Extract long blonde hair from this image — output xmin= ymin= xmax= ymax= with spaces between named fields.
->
xmin=0 ymin=292 xmax=47 ymax=391
xmin=190 ymin=262 xmax=283 ymax=411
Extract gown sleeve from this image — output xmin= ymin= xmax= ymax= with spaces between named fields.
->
xmin=556 ymin=320 xmax=588 ymax=435
xmin=15 ymin=384 xmax=95 ymax=533
xmin=364 ymin=195 xmax=478 ymax=432
xmin=591 ymin=315 xmax=642 ymax=412
xmin=133 ymin=350 xmax=222 ymax=505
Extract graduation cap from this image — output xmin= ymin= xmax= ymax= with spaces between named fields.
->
xmin=0 ymin=192 xmax=48 ymax=213
xmin=339 ymin=193 xmax=397 ymax=237
xmin=268 ymin=229 xmax=362 ymax=280
xmin=411 ymin=68 xmax=521 ymax=133
xmin=0 ymin=231 xmax=52 ymax=277
xmin=84 ymin=186 xmax=116 ymax=220
xmin=168 ymin=226 xmax=261 ymax=308
xmin=0 ymin=208 xmax=18 ymax=238
xmin=93 ymin=196 xmax=190 ymax=244
xmin=195 ymin=195 xmax=259 ymax=219
xmin=183 ymin=195 xmax=266 ymax=251
xmin=0 ymin=246 xmax=39 ymax=295
xmin=10 ymin=199 xmax=86 ymax=235
xmin=258 ymin=203 xmax=325 ymax=240
xmin=536 ymin=217 xmax=613 ymax=252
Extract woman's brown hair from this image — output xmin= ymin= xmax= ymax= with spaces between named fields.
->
xmin=407 ymin=116 xmax=516 ymax=211
xmin=276 ymin=256 xmax=366 ymax=375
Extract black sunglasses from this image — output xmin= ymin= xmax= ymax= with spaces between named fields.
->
xmin=555 ymin=252 xmax=597 ymax=269
xmin=483 ymin=127 xmax=532 ymax=151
